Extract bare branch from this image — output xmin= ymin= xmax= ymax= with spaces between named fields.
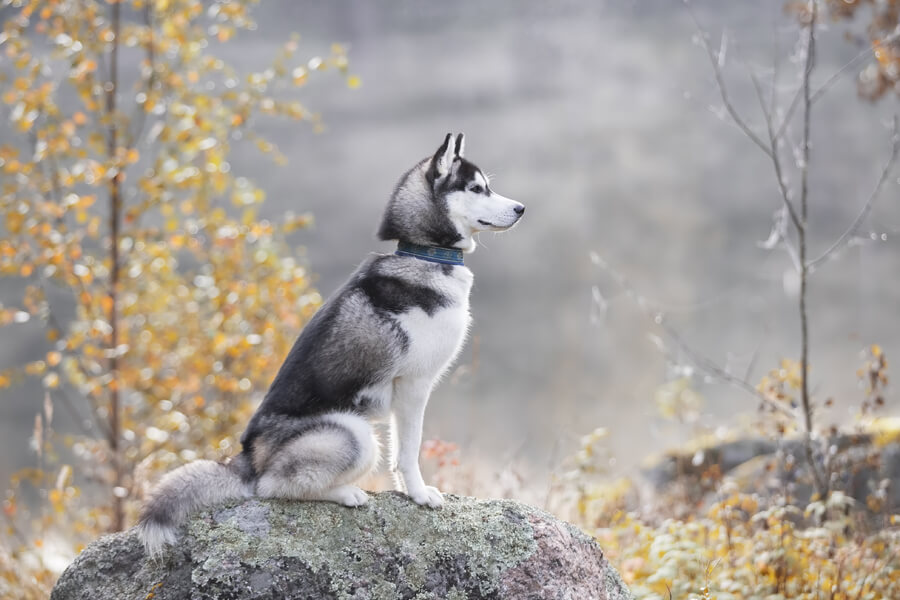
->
xmin=591 ymin=254 xmax=796 ymax=418
xmin=742 ymin=343 xmax=761 ymax=384
xmin=688 ymin=0 xmax=803 ymax=236
xmin=774 ymin=82 xmax=805 ymax=143
xmin=775 ymin=28 xmax=900 ymax=141
xmin=684 ymin=1 xmax=774 ymax=159
xmin=748 ymin=33 xmax=808 ymax=239
xmin=758 ymin=205 xmax=802 ymax=271
xmin=810 ymin=28 xmax=900 ymax=106
xmin=750 ymin=69 xmax=773 ymax=124
xmin=808 ymin=116 xmax=900 ymax=269
xmin=658 ymin=319 xmax=797 ymax=419
xmin=765 ymin=121 xmax=804 ymax=236
xmin=748 ymin=67 xmax=805 ymax=259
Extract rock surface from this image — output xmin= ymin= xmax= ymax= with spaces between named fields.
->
xmin=643 ymin=435 xmax=900 ymax=512
xmin=51 ymin=492 xmax=633 ymax=600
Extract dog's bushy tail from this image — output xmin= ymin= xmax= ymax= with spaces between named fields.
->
xmin=137 ymin=457 xmax=254 ymax=559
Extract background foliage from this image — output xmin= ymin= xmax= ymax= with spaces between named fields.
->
xmin=0 ymin=0 xmax=355 ymax=595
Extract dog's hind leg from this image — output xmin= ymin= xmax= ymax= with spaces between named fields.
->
xmin=254 ymin=412 xmax=378 ymax=506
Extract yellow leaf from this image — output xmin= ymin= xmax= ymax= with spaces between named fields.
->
xmin=43 ymin=372 xmax=59 ymax=389
xmin=25 ymin=361 xmax=47 ymax=376
xmin=6 ymin=211 xmax=23 ymax=234
xmin=347 ymin=75 xmax=361 ymax=89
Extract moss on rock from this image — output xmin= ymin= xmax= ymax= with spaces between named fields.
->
xmin=51 ymin=492 xmax=633 ymax=600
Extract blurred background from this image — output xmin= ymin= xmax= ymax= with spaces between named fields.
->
xmin=1 ymin=0 xmax=899 ymax=519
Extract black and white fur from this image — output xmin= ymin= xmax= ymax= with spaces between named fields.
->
xmin=137 ymin=134 xmax=524 ymax=558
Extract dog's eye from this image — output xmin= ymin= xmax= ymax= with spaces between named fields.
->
xmin=470 ymin=185 xmax=484 ymax=194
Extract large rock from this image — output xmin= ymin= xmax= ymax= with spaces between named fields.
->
xmin=643 ymin=434 xmax=900 ymax=504
xmin=51 ymin=492 xmax=633 ymax=600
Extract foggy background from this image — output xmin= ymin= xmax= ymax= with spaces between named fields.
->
xmin=2 ymin=0 xmax=898 ymax=486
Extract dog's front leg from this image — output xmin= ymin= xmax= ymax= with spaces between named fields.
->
xmin=391 ymin=376 xmax=443 ymax=508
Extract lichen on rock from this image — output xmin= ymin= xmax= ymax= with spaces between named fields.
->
xmin=51 ymin=492 xmax=633 ymax=600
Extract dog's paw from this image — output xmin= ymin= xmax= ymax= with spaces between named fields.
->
xmin=326 ymin=484 xmax=369 ymax=507
xmin=407 ymin=485 xmax=444 ymax=508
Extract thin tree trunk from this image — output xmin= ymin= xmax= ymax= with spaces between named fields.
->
xmin=106 ymin=0 xmax=124 ymax=532
xmin=799 ymin=0 xmax=827 ymax=498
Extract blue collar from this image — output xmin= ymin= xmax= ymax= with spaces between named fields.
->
xmin=395 ymin=241 xmax=465 ymax=266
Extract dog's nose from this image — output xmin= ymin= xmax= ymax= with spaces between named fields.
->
xmin=514 ymin=205 xmax=525 ymax=216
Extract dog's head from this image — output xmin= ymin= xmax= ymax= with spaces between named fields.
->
xmin=378 ymin=133 xmax=524 ymax=253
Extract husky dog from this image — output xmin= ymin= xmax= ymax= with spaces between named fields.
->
xmin=137 ymin=133 xmax=524 ymax=558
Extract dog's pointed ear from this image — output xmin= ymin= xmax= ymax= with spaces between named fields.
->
xmin=454 ymin=133 xmax=465 ymax=158
xmin=431 ymin=133 xmax=455 ymax=179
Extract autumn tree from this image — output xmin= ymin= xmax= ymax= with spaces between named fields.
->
xmin=0 ymin=0 xmax=356 ymax=595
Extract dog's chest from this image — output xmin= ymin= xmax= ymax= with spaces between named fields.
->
xmin=394 ymin=267 xmax=473 ymax=378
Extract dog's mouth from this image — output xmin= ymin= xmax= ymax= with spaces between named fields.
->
xmin=477 ymin=216 xmax=521 ymax=231
xmin=477 ymin=219 xmax=508 ymax=232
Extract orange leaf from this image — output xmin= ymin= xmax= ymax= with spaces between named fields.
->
xmin=100 ymin=295 xmax=114 ymax=316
